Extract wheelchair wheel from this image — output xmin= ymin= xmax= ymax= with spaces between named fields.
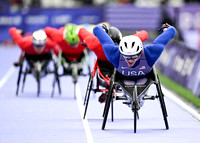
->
xmin=21 ymin=68 xmax=28 ymax=93
xmin=72 ymin=64 xmax=78 ymax=99
xmin=54 ymin=59 xmax=61 ymax=95
xmin=51 ymin=77 xmax=56 ymax=98
xmin=132 ymin=86 xmax=138 ymax=133
xmin=74 ymin=83 xmax=76 ymax=99
xmin=72 ymin=62 xmax=78 ymax=83
xmin=83 ymin=74 xmax=92 ymax=105
xmin=37 ymin=78 xmax=40 ymax=97
xmin=83 ymin=74 xmax=93 ymax=119
xmin=36 ymin=71 xmax=41 ymax=97
xmin=101 ymin=79 xmax=114 ymax=130
xmin=52 ymin=52 xmax=61 ymax=96
xmin=156 ymin=75 xmax=169 ymax=129
xmin=55 ymin=71 xmax=61 ymax=95
xmin=16 ymin=59 xmax=24 ymax=96
xmin=111 ymin=94 xmax=114 ymax=122
xmin=51 ymin=68 xmax=61 ymax=97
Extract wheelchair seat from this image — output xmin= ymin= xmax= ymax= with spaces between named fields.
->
xmin=102 ymin=66 xmax=169 ymax=133
xmin=24 ymin=53 xmax=52 ymax=78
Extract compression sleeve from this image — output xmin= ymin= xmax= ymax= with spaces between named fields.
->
xmin=93 ymin=25 xmax=120 ymax=68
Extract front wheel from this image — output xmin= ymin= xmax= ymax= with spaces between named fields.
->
xmin=132 ymin=86 xmax=138 ymax=133
xmin=35 ymin=71 xmax=41 ymax=97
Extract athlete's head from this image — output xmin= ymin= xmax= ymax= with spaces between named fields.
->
xmin=63 ymin=23 xmax=79 ymax=46
xmin=108 ymin=26 xmax=122 ymax=45
xmin=32 ymin=29 xmax=47 ymax=54
xmin=119 ymin=35 xmax=143 ymax=67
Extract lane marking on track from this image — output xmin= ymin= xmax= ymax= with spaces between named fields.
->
xmin=163 ymin=86 xmax=200 ymax=121
xmin=0 ymin=66 xmax=16 ymax=89
xmin=75 ymin=84 xmax=94 ymax=143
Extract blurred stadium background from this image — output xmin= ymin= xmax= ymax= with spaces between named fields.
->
xmin=0 ymin=0 xmax=200 ymax=104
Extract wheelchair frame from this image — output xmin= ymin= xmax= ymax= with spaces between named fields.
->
xmin=101 ymin=66 xmax=169 ymax=133
xmin=16 ymin=51 xmax=61 ymax=97
xmin=83 ymin=59 xmax=120 ymax=119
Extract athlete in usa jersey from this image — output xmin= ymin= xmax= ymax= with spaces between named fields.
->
xmin=93 ymin=23 xmax=177 ymax=79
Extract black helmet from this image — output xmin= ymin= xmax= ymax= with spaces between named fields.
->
xmin=108 ymin=27 xmax=122 ymax=45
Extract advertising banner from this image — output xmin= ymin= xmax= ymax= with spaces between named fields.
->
xmin=104 ymin=5 xmax=161 ymax=30
xmin=0 ymin=6 xmax=103 ymax=42
xmin=156 ymin=41 xmax=200 ymax=97
xmin=177 ymin=4 xmax=200 ymax=50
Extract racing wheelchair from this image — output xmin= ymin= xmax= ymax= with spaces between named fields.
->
xmin=101 ymin=66 xmax=169 ymax=133
xmin=83 ymin=59 xmax=121 ymax=119
xmin=16 ymin=51 xmax=61 ymax=97
xmin=51 ymin=49 xmax=91 ymax=98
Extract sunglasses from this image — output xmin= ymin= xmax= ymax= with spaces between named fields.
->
xmin=123 ymin=55 xmax=139 ymax=60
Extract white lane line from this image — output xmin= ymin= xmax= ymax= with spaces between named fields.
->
xmin=75 ymin=84 xmax=94 ymax=143
xmin=0 ymin=66 xmax=16 ymax=89
xmin=162 ymin=86 xmax=200 ymax=121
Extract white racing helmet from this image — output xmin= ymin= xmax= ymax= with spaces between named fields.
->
xmin=119 ymin=35 xmax=143 ymax=57
xmin=32 ymin=29 xmax=47 ymax=47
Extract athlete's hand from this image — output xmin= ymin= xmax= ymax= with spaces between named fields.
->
xmin=102 ymin=24 xmax=108 ymax=33
xmin=17 ymin=29 xmax=25 ymax=36
xmin=158 ymin=23 xmax=171 ymax=33
xmin=81 ymin=40 xmax=87 ymax=46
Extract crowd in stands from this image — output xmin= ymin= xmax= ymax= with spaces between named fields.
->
xmin=3 ymin=0 xmax=198 ymax=9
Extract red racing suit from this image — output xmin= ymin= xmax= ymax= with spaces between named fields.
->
xmin=45 ymin=27 xmax=86 ymax=62
xmin=9 ymin=27 xmax=59 ymax=55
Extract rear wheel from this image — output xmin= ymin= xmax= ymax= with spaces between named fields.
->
xmin=83 ymin=75 xmax=93 ymax=119
xmin=102 ymin=81 xmax=114 ymax=130
xmin=156 ymin=76 xmax=169 ymax=129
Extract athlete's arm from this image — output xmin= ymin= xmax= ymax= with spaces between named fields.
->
xmin=78 ymin=28 xmax=108 ymax=61
xmin=78 ymin=28 xmax=97 ymax=50
xmin=93 ymin=25 xmax=120 ymax=68
xmin=145 ymin=26 xmax=177 ymax=66
xmin=9 ymin=27 xmax=24 ymax=44
xmin=9 ymin=27 xmax=32 ymax=51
